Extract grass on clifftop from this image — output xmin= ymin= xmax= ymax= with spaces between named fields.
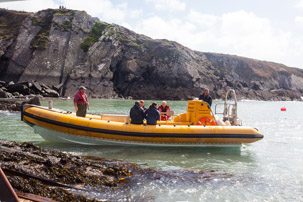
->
xmin=54 ymin=9 xmax=75 ymax=32
xmin=81 ymin=22 xmax=112 ymax=52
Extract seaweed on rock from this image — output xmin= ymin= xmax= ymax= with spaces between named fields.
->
xmin=0 ymin=140 xmax=233 ymax=201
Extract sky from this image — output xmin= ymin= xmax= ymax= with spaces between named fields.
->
xmin=1 ymin=0 xmax=303 ymax=68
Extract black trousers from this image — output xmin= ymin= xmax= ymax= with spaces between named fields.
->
xmin=76 ymin=104 xmax=87 ymax=117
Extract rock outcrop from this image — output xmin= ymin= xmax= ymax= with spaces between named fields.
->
xmin=0 ymin=96 xmax=41 ymax=111
xmin=0 ymin=80 xmax=59 ymax=98
xmin=1 ymin=8 xmax=303 ymax=101
xmin=0 ymin=140 xmax=232 ymax=201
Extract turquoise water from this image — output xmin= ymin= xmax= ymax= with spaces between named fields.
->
xmin=1 ymin=99 xmax=303 ymax=201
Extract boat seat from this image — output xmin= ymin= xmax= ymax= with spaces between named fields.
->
xmin=101 ymin=114 xmax=130 ymax=123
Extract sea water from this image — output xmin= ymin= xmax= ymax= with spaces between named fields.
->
xmin=0 ymin=99 xmax=303 ymax=201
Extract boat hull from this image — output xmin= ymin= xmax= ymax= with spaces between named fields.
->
xmin=32 ymin=125 xmax=242 ymax=147
xmin=22 ymin=106 xmax=264 ymax=147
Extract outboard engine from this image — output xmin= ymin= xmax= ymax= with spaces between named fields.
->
xmin=216 ymin=89 xmax=242 ymax=126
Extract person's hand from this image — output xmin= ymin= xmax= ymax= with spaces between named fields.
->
xmin=75 ymin=106 xmax=78 ymax=111
xmin=87 ymin=105 xmax=90 ymax=110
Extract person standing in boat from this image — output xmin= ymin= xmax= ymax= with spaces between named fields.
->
xmin=158 ymin=101 xmax=171 ymax=120
xmin=145 ymin=103 xmax=160 ymax=125
xmin=199 ymin=88 xmax=212 ymax=107
xmin=130 ymin=101 xmax=145 ymax=124
xmin=140 ymin=100 xmax=147 ymax=111
xmin=73 ymin=86 xmax=89 ymax=117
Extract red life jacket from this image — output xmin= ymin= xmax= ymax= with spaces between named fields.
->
xmin=158 ymin=105 xmax=171 ymax=120
xmin=74 ymin=91 xmax=88 ymax=104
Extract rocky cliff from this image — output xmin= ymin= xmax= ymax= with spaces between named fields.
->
xmin=1 ymin=8 xmax=303 ymax=101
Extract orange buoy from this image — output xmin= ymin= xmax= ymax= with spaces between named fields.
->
xmin=281 ymin=107 xmax=286 ymax=111
xmin=197 ymin=117 xmax=217 ymax=126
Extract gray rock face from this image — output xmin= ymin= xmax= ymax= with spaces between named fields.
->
xmin=0 ymin=8 xmax=303 ymax=101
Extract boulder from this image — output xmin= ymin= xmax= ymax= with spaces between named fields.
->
xmin=0 ymin=81 xmax=6 ymax=87
xmin=0 ymin=89 xmax=13 ymax=98
xmin=27 ymin=94 xmax=37 ymax=99
xmin=13 ymin=92 xmax=20 ymax=97
xmin=0 ymin=104 xmax=7 ymax=110
xmin=32 ymin=81 xmax=43 ymax=93
xmin=7 ymin=83 xmax=35 ymax=95
xmin=6 ymin=92 xmax=13 ymax=98
xmin=53 ymin=83 xmax=64 ymax=91
xmin=44 ymin=88 xmax=59 ymax=97
xmin=7 ymin=81 xmax=15 ymax=87
xmin=0 ymin=89 xmax=8 ymax=98
xmin=28 ymin=82 xmax=33 ymax=88
xmin=40 ymin=83 xmax=50 ymax=90
xmin=28 ymin=96 xmax=41 ymax=106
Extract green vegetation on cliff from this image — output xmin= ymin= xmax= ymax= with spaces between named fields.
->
xmin=0 ymin=9 xmax=30 ymax=40
xmin=54 ymin=9 xmax=75 ymax=32
xmin=81 ymin=22 xmax=112 ymax=52
xmin=30 ymin=9 xmax=75 ymax=50
xmin=54 ymin=9 xmax=75 ymax=16
xmin=30 ymin=11 xmax=54 ymax=50
xmin=55 ymin=19 xmax=73 ymax=32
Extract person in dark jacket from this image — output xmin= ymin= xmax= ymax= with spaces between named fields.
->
xmin=144 ymin=103 xmax=160 ymax=125
xmin=130 ymin=101 xmax=145 ymax=124
xmin=199 ymin=88 xmax=212 ymax=107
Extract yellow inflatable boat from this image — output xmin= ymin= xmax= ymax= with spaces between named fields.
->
xmin=21 ymin=90 xmax=263 ymax=147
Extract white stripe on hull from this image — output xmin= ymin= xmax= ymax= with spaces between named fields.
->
xmin=33 ymin=125 xmax=242 ymax=147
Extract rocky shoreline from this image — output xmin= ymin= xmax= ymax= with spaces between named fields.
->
xmin=0 ymin=80 xmax=59 ymax=99
xmin=0 ymin=79 xmax=60 ymax=111
xmin=0 ymin=140 xmax=231 ymax=201
xmin=0 ymin=99 xmax=22 ymax=111
xmin=0 ymin=140 xmax=138 ymax=201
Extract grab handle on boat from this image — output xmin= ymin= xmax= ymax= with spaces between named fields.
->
xmin=48 ymin=100 xmax=53 ymax=109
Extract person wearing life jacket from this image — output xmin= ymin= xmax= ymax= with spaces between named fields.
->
xmin=199 ymin=88 xmax=212 ymax=107
xmin=158 ymin=101 xmax=171 ymax=121
xmin=73 ymin=86 xmax=89 ymax=117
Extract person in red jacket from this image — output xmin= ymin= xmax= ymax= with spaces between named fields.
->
xmin=73 ymin=86 xmax=89 ymax=117
xmin=158 ymin=101 xmax=171 ymax=121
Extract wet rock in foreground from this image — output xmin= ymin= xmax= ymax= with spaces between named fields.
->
xmin=0 ymin=140 xmax=232 ymax=201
